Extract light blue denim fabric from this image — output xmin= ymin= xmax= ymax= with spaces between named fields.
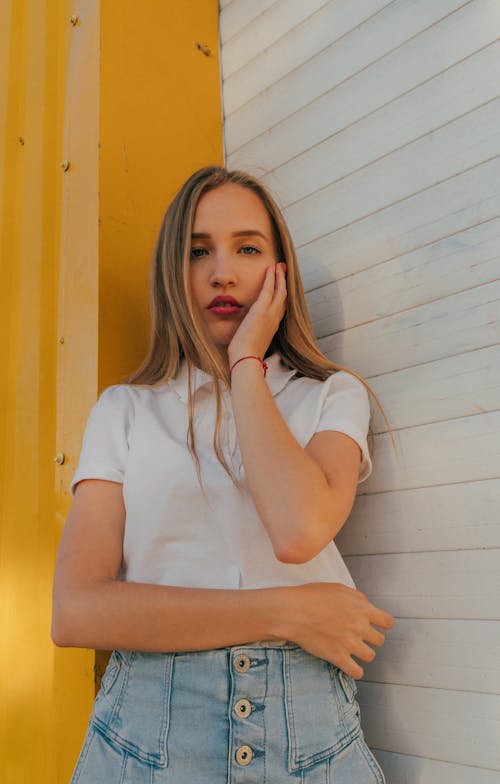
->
xmin=70 ymin=643 xmax=385 ymax=784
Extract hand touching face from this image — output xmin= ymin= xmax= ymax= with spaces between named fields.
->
xmin=189 ymin=183 xmax=285 ymax=363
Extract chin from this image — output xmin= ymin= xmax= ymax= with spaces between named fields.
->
xmin=206 ymin=328 xmax=237 ymax=352
xmin=211 ymin=323 xmax=238 ymax=339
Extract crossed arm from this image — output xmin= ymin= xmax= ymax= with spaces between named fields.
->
xmin=53 ymin=260 xmax=393 ymax=677
xmin=52 ymin=369 xmax=391 ymax=679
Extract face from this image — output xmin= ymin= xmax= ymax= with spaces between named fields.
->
xmin=189 ymin=183 xmax=278 ymax=357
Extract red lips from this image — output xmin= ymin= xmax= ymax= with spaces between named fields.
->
xmin=207 ymin=295 xmax=242 ymax=308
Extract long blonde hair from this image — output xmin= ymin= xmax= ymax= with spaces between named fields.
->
xmin=125 ymin=166 xmax=396 ymax=486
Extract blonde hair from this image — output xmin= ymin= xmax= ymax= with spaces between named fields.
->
xmin=125 ymin=166 xmax=396 ymax=486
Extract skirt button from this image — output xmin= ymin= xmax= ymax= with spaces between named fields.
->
xmin=235 ymin=745 xmax=253 ymax=766
xmin=233 ymin=654 xmax=251 ymax=673
xmin=234 ymin=698 xmax=252 ymax=718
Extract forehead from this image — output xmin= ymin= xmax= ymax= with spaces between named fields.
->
xmin=193 ymin=183 xmax=272 ymax=234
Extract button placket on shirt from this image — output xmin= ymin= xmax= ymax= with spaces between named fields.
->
xmin=222 ymin=396 xmax=238 ymax=460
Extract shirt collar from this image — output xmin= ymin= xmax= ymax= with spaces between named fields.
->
xmin=169 ymin=352 xmax=297 ymax=404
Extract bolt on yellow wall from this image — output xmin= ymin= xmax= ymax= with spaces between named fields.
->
xmin=0 ymin=1 xmax=222 ymax=781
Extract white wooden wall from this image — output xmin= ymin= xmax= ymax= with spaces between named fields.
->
xmin=220 ymin=1 xmax=500 ymax=781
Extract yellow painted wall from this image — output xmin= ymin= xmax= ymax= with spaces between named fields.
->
xmin=0 ymin=1 xmax=222 ymax=781
xmin=99 ymin=2 xmax=223 ymax=385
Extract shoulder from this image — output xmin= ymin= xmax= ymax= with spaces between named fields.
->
xmin=88 ymin=383 xmax=148 ymax=431
xmin=92 ymin=383 xmax=133 ymax=415
xmin=94 ymin=382 xmax=156 ymax=409
xmin=287 ymin=369 xmax=370 ymax=408
xmin=321 ymin=370 xmax=370 ymax=401
xmin=277 ymin=368 xmax=371 ymax=442
xmin=296 ymin=371 xmax=372 ymax=483
xmin=97 ymin=382 xmax=141 ymax=400
xmin=92 ymin=380 xmax=181 ymax=424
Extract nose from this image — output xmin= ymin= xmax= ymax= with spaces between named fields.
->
xmin=209 ymin=249 xmax=237 ymax=287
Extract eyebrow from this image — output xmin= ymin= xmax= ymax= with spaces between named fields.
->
xmin=191 ymin=230 xmax=269 ymax=240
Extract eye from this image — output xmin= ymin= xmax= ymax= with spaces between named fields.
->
xmin=190 ymin=247 xmax=208 ymax=260
xmin=239 ymin=245 xmax=261 ymax=256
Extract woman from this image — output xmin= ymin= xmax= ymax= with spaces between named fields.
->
xmin=52 ymin=166 xmax=394 ymax=783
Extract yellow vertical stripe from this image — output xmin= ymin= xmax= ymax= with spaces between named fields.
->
xmin=0 ymin=1 xmax=222 ymax=780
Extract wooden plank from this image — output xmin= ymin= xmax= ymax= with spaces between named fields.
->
xmin=220 ymin=0 xmax=276 ymax=43
xmin=228 ymin=4 xmax=500 ymax=169
xmin=358 ymin=682 xmax=500 ymax=769
xmin=307 ymin=217 xmax=500 ymax=337
xmin=283 ymin=97 xmax=500 ymax=248
xmin=355 ymin=618 xmax=500 ymax=694
xmin=345 ymin=549 xmax=500 ymax=619
xmin=374 ymin=749 xmax=500 ymax=784
xmin=364 ymin=344 xmax=500 ymax=433
xmin=221 ymin=0 xmax=331 ymax=78
xmin=298 ymin=157 xmax=500 ymax=291
xmin=319 ymin=279 xmax=500 ymax=377
xmin=224 ymin=0 xmax=472 ymax=150
xmin=263 ymin=42 xmax=500 ymax=209
xmin=361 ymin=410 xmax=500 ymax=492
xmin=340 ymin=476 xmax=500 ymax=554
xmin=222 ymin=0 xmax=389 ymax=99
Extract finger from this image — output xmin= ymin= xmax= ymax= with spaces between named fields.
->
xmin=369 ymin=606 xmax=394 ymax=630
xmin=259 ymin=265 xmax=277 ymax=302
xmin=364 ymin=627 xmax=385 ymax=647
xmin=351 ymin=640 xmax=377 ymax=664
xmin=271 ymin=262 xmax=287 ymax=306
xmin=343 ymin=657 xmax=364 ymax=680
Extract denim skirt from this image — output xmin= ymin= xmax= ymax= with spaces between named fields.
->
xmin=70 ymin=642 xmax=386 ymax=783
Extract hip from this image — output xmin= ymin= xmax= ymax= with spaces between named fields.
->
xmin=71 ymin=642 xmax=385 ymax=784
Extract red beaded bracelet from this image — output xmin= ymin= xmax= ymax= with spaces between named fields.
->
xmin=229 ymin=355 xmax=268 ymax=377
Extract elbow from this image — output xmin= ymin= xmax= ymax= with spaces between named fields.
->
xmin=272 ymin=512 xmax=343 ymax=564
xmin=51 ymin=578 xmax=113 ymax=648
xmin=273 ymin=533 xmax=323 ymax=565
xmin=51 ymin=592 xmax=84 ymax=648
xmin=50 ymin=607 xmax=75 ymax=648
xmin=275 ymin=548 xmax=314 ymax=565
xmin=51 ymin=613 xmax=73 ymax=647
xmin=51 ymin=627 xmax=71 ymax=648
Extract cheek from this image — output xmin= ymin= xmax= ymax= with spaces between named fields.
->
xmin=251 ymin=264 xmax=271 ymax=290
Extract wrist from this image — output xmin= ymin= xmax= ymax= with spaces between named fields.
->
xmin=229 ymin=354 xmax=268 ymax=378
xmin=228 ymin=345 xmax=260 ymax=363
xmin=259 ymin=586 xmax=294 ymax=641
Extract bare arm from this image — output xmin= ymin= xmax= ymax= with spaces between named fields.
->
xmin=52 ymin=479 xmax=392 ymax=678
xmin=52 ymin=479 xmax=282 ymax=651
xmin=228 ymin=263 xmax=365 ymax=563
xmin=230 ymin=359 xmax=363 ymax=563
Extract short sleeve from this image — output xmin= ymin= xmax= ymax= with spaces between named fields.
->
xmin=315 ymin=371 xmax=373 ymax=483
xmin=69 ymin=385 xmax=133 ymax=496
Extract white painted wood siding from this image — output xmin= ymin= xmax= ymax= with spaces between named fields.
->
xmin=220 ymin=1 xmax=500 ymax=781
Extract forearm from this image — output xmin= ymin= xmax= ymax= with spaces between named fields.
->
xmin=53 ymin=576 xmax=394 ymax=679
xmin=52 ymin=579 xmax=287 ymax=652
xmin=230 ymin=360 xmax=332 ymax=561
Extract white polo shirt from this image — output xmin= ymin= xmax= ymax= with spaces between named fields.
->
xmin=70 ymin=353 xmax=372 ymax=590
